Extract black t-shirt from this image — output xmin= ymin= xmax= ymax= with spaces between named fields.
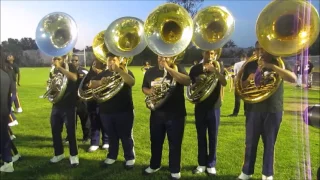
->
xmin=97 ymin=70 xmax=135 ymax=114
xmin=52 ymin=63 xmax=79 ymax=109
xmin=307 ymin=61 xmax=314 ymax=74
xmin=142 ymin=65 xmax=187 ymax=116
xmin=296 ymin=64 xmax=301 ymax=74
xmin=83 ymin=67 xmax=100 ymax=112
xmin=242 ymin=58 xmax=292 ymax=112
xmin=189 ymin=62 xmax=224 ymax=112
xmin=0 ymin=69 xmax=12 ymax=117
xmin=7 ymin=63 xmax=19 ymax=82
xmin=6 ymin=63 xmax=17 ymax=90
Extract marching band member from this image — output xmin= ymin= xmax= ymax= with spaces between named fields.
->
xmin=237 ymin=41 xmax=296 ymax=180
xmin=83 ymin=58 xmax=109 ymax=152
xmin=0 ymin=56 xmax=14 ymax=172
xmin=71 ymin=55 xmax=91 ymax=143
xmin=141 ymin=61 xmax=151 ymax=75
xmin=49 ymin=55 xmax=79 ymax=167
xmin=89 ymin=52 xmax=135 ymax=169
xmin=189 ymin=50 xmax=226 ymax=175
xmin=229 ymin=53 xmax=247 ymax=117
xmin=7 ymin=55 xmax=23 ymax=113
xmin=142 ymin=56 xmax=190 ymax=179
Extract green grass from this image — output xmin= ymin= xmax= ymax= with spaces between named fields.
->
xmin=1 ymin=67 xmax=319 ymax=180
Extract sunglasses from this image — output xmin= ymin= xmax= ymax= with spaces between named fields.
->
xmin=71 ymin=60 xmax=78 ymax=62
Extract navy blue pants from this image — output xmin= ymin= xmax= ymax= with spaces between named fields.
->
xmin=242 ymin=111 xmax=282 ymax=176
xmin=50 ymin=107 xmax=78 ymax=156
xmin=76 ymin=102 xmax=90 ymax=140
xmin=100 ymin=111 xmax=134 ymax=161
xmin=90 ymin=108 xmax=108 ymax=146
xmin=11 ymin=84 xmax=21 ymax=109
xmin=195 ymin=108 xmax=220 ymax=168
xmin=149 ymin=112 xmax=185 ymax=173
xmin=0 ymin=115 xmax=12 ymax=162
xmin=8 ymin=127 xmax=19 ymax=156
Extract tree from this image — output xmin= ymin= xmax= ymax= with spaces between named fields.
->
xmin=73 ymin=48 xmax=80 ymax=52
xmin=223 ymin=40 xmax=237 ymax=48
xmin=20 ymin=38 xmax=38 ymax=50
xmin=85 ymin=46 xmax=93 ymax=52
xmin=167 ymin=0 xmax=204 ymax=18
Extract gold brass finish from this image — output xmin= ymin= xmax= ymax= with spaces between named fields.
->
xmin=93 ymin=31 xmax=109 ymax=64
xmin=256 ymin=0 xmax=320 ymax=57
xmin=186 ymin=5 xmax=234 ymax=104
xmin=192 ymin=6 xmax=235 ymax=50
xmin=235 ymin=54 xmax=285 ymax=103
xmin=144 ymin=3 xmax=194 ymax=57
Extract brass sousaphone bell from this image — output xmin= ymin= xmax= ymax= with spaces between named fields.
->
xmin=78 ymin=30 xmax=108 ymax=101
xmin=186 ymin=5 xmax=235 ymax=103
xmin=235 ymin=0 xmax=320 ymax=103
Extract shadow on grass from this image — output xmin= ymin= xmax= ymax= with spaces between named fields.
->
xmin=0 ymin=156 xmax=242 ymax=180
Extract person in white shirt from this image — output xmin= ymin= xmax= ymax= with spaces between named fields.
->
xmin=228 ymin=53 xmax=247 ymax=117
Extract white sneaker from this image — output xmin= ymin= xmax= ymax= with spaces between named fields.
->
xmin=87 ymin=145 xmax=99 ymax=152
xmin=144 ymin=166 xmax=161 ymax=174
xmin=11 ymin=107 xmax=14 ymax=112
xmin=238 ymin=172 xmax=252 ymax=180
xmin=126 ymin=159 xmax=135 ymax=166
xmin=207 ymin=167 xmax=216 ymax=175
xmin=70 ymin=155 xmax=79 ymax=166
xmin=50 ymin=154 xmax=65 ymax=163
xmin=104 ymin=158 xmax=115 ymax=165
xmin=16 ymin=107 xmax=23 ymax=113
xmin=10 ymin=135 xmax=16 ymax=140
xmin=171 ymin=172 xmax=181 ymax=179
xmin=12 ymin=154 xmax=21 ymax=162
xmin=192 ymin=166 xmax=206 ymax=174
xmin=0 ymin=162 xmax=14 ymax=172
xmin=8 ymin=120 xmax=18 ymax=127
xmin=102 ymin=144 xmax=109 ymax=150
xmin=262 ymin=175 xmax=273 ymax=180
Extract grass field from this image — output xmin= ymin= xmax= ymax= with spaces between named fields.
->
xmin=1 ymin=67 xmax=319 ymax=180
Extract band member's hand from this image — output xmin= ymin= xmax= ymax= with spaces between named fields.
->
xmin=109 ymin=62 xmax=121 ymax=73
xmin=54 ymin=60 xmax=61 ymax=68
xmin=101 ymin=77 xmax=110 ymax=85
xmin=247 ymin=73 xmax=255 ymax=81
xmin=203 ymin=63 xmax=218 ymax=74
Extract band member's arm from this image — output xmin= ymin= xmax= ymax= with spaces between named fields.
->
xmin=117 ymin=68 xmax=135 ymax=87
xmin=142 ymin=71 xmax=153 ymax=95
xmin=164 ymin=64 xmax=191 ymax=86
xmin=204 ymin=63 xmax=227 ymax=86
xmin=188 ymin=66 xmax=197 ymax=90
xmin=14 ymin=64 xmax=21 ymax=86
xmin=56 ymin=64 xmax=78 ymax=82
xmin=262 ymin=61 xmax=296 ymax=83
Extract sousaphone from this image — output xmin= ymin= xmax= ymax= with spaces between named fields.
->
xmin=186 ymin=5 xmax=235 ymax=103
xmin=35 ymin=12 xmax=78 ymax=103
xmin=91 ymin=16 xmax=147 ymax=103
xmin=235 ymin=0 xmax=319 ymax=103
xmin=143 ymin=3 xmax=193 ymax=110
